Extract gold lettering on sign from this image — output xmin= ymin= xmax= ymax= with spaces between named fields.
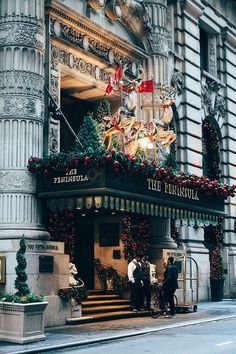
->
xmin=53 ymin=174 xmax=89 ymax=184
xmin=147 ymin=178 xmax=161 ymax=191
xmin=147 ymin=179 xmax=199 ymax=200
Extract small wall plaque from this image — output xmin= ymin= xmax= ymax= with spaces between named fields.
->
xmin=113 ymin=250 xmax=121 ymax=259
xmin=39 ymin=255 xmax=54 ymax=273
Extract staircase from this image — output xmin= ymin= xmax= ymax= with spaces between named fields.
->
xmin=66 ymin=290 xmax=149 ymax=325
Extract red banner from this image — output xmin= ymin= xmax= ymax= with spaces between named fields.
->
xmin=137 ymin=79 xmax=154 ymax=93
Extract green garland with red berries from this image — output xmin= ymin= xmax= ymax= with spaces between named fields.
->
xmin=28 ymin=146 xmax=235 ymax=198
xmin=48 ymin=209 xmax=77 ymax=261
xmin=28 ymin=111 xmax=236 ymax=198
xmin=202 ymin=120 xmax=221 ymax=180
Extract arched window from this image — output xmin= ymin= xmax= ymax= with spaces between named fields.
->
xmin=202 ymin=119 xmax=221 ymax=180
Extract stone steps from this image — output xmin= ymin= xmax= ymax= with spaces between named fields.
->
xmin=82 ymin=299 xmax=130 ymax=307
xmin=66 ymin=290 xmax=149 ymax=325
xmin=66 ymin=309 xmax=149 ymax=325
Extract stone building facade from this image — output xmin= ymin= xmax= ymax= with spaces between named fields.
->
xmin=0 ymin=0 xmax=236 ymax=326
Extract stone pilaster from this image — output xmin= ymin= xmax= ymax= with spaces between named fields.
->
xmin=149 ymin=217 xmax=177 ymax=277
xmin=0 ymin=0 xmax=49 ymax=239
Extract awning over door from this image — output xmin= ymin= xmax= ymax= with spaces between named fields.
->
xmin=39 ymin=166 xmax=225 ymax=226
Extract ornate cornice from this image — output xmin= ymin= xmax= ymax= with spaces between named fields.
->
xmin=46 ymin=1 xmax=147 ymax=62
xmin=50 ymin=45 xmax=110 ymax=83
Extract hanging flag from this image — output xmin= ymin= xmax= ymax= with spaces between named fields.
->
xmin=115 ymin=63 xmax=123 ymax=81
xmin=105 ymin=76 xmax=114 ymax=95
xmin=137 ymin=79 xmax=154 ymax=93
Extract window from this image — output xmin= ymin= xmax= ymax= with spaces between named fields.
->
xmin=200 ymin=27 xmax=217 ymax=77
xmin=99 ymin=223 xmax=120 ymax=247
xmin=200 ymin=28 xmax=208 ymax=72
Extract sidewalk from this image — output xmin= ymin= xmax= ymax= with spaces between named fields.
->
xmin=1 ymin=300 xmax=236 ymax=354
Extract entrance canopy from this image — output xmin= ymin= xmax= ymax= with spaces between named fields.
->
xmin=38 ymin=166 xmax=225 ymax=226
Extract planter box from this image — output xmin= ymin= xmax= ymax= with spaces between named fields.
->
xmin=0 ymin=302 xmax=48 ymax=344
xmin=71 ymin=304 xmax=82 ymax=318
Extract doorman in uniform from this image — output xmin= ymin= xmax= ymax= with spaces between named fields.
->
xmin=141 ymin=254 xmax=152 ymax=311
xmin=128 ymin=254 xmax=144 ymax=312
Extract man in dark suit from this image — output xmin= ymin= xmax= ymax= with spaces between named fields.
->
xmin=128 ymin=254 xmax=144 ymax=312
xmin=162 ymin=256 xmax=178 ymax=318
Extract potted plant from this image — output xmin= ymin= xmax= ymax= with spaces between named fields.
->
xmin=210 ymin=246 xmax=225 ymax=301
xmin=0 ymin=236 xmax=48 ymax=344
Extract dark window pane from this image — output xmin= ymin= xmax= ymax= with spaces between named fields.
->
xmin=99 ymin=223 xmax=120 ymax=247
xmin=200 ymin=29 xmax=208 ymax=71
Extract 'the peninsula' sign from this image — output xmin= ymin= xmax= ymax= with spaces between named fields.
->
xmin=147 ymin=178 xmax=199 ymax=201
xmin=38 ymin=167 xmax=224 ymax=214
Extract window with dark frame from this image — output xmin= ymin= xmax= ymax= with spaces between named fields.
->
xmin=99 ymin=223 xmax=120 ymax=247
xmin=200 ymin=28 xmax=208 ymax=72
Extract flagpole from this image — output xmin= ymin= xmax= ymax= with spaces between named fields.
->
xmin=151 ymin=76 xmax=155 ymax=122
xmin=44 ymin=86 xmax=84 ymax=150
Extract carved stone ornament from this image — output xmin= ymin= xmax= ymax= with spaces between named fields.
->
xmin=124 ymin=0 xmax=150 ymax=27
xmin=50 ymin=127 xmax=59 ymax=153
xmin=51 ymin=46 xmax=110 ymax=84
xmin=88 ymin=0 xmax=106 ymax=11
xmin=0 ymin=170 xmax=36 ymax=193
xmin=105 ymin=0 xmax=122 ymax=21
xmin=201 ymin=81 xmax=226 ymax=118
xmin=171 ymin=71 xmax=185 ymax=95
xmin=0 ymin=71 xmax=44 ymax=98
xmin=0 ymin=95 xmax=44 ymax=120
xmin=150 ymin=30 xmax=168 ymax=55
xmin=0 ymin=23 xmax=44 ymax=50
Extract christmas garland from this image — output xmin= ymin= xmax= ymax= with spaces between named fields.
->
xmin=48 ymin=208 xmax=77 ymax=261
xmin=202 ymin=120 xmax=221 ymax=180
xmin=58 ymin=286 xmax=88 ymax=305
xmin=94 ymin=259 xmax=129 ymax=292
xmin=120 ymin=215 xmax=150 ymax=262
xmin=204 ymin=222 xmax=224 ymax=280
xmin=28 ymin=148 xmax=236 ymax=197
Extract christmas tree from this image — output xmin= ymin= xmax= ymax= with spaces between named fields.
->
xmin=95 ymin=99 xmax=111 ymax=123
xmin=75 ymin=113 xmax=102 ymax=153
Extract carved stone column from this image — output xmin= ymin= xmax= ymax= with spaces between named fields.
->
xmin=144 ymin=0 xmax=168 ymax=80
xmin=149 ymin=217 xmax=177 ymax=277
xmin=0 ymin=1 xmax=49 ymax=239
xmin=142 ymin=0 xmax=168 ymax=122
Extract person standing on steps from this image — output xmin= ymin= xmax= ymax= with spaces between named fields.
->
xmin=128 ymin=254 xmax=144 ymax=312
xmin=162 ymin=256 xmax=178 ymax=318
xmin=140 ymin=254 xmax=152 ymax=311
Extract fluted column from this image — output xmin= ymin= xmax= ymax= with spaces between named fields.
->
xmin=0 ymin=0 xmax=49 ymax=239
xmin=142 ymin=0 xmax=169 ymax=122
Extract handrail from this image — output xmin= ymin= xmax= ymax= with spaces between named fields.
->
xmin=96 ymin=261 xmax=127 ymax=276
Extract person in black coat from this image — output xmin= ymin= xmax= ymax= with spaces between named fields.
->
xmin=140 ymin=254 xmax=151 ymax=311
xmin=128 ymin=254 xmax=144 ymax=311
xmin=162 ymin=256 xmax=178 ymax=317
